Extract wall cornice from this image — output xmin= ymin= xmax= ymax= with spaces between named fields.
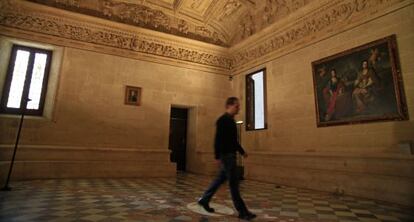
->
xmin=0 ymin=0 xmax=232 ymax=74
xmin=229 ymin=0 xmax=413 ymax=75
xmin=0 ymin=0 xmax=412 ymax=76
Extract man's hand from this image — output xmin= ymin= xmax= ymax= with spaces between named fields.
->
xmin=242 ymin=153 xmax=248 ymax=158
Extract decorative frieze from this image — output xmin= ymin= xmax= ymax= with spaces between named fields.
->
xmin=0 ymin=0 xmax=410 ymax=74
xmin=0 ymin=1 xmax=232 ymax=70
xmin=27 ymin=0 xmax=228 ymax=46
xmin=231 ymin=0 xmax=408 ymax=71
xmin=233 ymin=0 xmax=312 ymax=44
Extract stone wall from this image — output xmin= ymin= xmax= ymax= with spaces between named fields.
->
xmin=0 ymin=0 xmax=413 ymax=208
xmin=233 ymin=4 xmax=414 ymax=206
xmin=0 ymin=46 xmax=232 ymax=181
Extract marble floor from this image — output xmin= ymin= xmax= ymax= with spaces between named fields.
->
xmin=0 ymin=173 xmax=412 ymax=222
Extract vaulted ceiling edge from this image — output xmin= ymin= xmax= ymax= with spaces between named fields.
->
xmin=0 ymin=0 xmax=410 ymax=75
xmin=229 ymin=0 xmax=411 ymax=74
xmin=23 ymin=0 xmax=315 ymax=47
xmin=0 ymin=0 xmax=233 ymax=71
xmin=26 ymin=0 xmax=229 ymax=46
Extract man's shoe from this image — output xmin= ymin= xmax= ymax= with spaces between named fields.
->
xmin=197 ymin=199 xmax=215 ymax=213
xmin=238 ymin=212 xmax=257 ymax=220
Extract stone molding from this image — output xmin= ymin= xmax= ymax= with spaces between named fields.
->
xmin=230 ymin=0 xmax=412 ymax=74
xmin=0 ymin=0 xmax=411 ymax=75
xmin=27 ymin=0 xmax=229 ymax=46
xmin=0 ymin=144 xmax=169 ymax=153
xmin=246 ymin=151 xmax=414 ymax=160
xmin=0 ymin=144 xmax=171 ymax=162
xmin=0 ymin=0 xmax=232 ymax=72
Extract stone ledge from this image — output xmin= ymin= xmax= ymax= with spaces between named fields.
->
xmin=0 ymin=145 xmax=171 ymax=162
xmin=0 ymin=144 xmax=171 ymax=152
xmin=244 ymin=151 xmax=414 ymax=178
xmin=0 ymin=145 xmax=176 ymax=182
xmin=0 ymin=160 xmax=176 ymax=183
xmin=245 ymin=163 xmax=414 ymax=207
xmin=244 ymin=151 xmax=414 ymax=207
xmin=248 ymin=151 xmax=414 ymax=160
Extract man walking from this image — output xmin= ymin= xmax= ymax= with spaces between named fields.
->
xmin=198 ymin=97 xmax=256 ymax=220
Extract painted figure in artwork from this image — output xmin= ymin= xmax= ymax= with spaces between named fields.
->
xmin=352 ymin=60 xmax=379 ymax=114
xmin=323 ymin=69 xmax=341 ymax=121
xmin=322 ymin=69 xmax=352 ymax=121
xmin=129 ymin=90 xmax=138 ymax=102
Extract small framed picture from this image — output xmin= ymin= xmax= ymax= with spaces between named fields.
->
xmin=125 ymin=86 xmax=142 ymax=106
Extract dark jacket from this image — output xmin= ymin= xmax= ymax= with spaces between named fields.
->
xmin=214 ymin=113 xmax=246 ymax=160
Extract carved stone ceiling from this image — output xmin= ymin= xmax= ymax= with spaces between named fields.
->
xmin=27 ymin=0 xmax=313 ymax=47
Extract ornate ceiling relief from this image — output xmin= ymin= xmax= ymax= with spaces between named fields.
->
xmin=22 ymin=0 xmax=314 ymax=47
xmin=0 ymin=0 xmax=232 ymax=70
xmin=232 ymin=0 xmax=313 ymax=44
xmin=191 ymin=0 xmax=203 ymax=9
xmin=230 ymin=0 xmax=410 ymax=73
xmin=218 ymin=0 xmax=242 ymax=20
xmin=0 ymin=0 xmax=410 ymax=75
xmin=27 ymin=0 xmax=229 ymax=46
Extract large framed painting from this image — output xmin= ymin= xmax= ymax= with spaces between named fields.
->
xmin=312 ymin=35 xmax=408 ymax=127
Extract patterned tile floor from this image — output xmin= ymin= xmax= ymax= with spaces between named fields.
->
xmin=0 ymin=173 xmax=413 ymax=222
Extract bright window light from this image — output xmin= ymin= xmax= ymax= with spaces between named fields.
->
xmin=6 ymin=50 xmax=30 ymax=108
xmin=252 ymin=71 xmax=265 ymax=129
xmin=1 ymin=45 xmax=52 ymax=116
xmin=27 ymin=53 xmax=47 ymax=110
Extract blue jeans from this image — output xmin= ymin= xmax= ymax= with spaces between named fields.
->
xmin=200 ymin=153 xmax=248 ymax=214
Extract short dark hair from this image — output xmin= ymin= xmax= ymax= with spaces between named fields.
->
xmin=226 ymin=97 xmax=239 ymax=107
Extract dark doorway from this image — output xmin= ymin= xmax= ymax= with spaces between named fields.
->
xmin=168 ymin=107 xmax=188 ymax=172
